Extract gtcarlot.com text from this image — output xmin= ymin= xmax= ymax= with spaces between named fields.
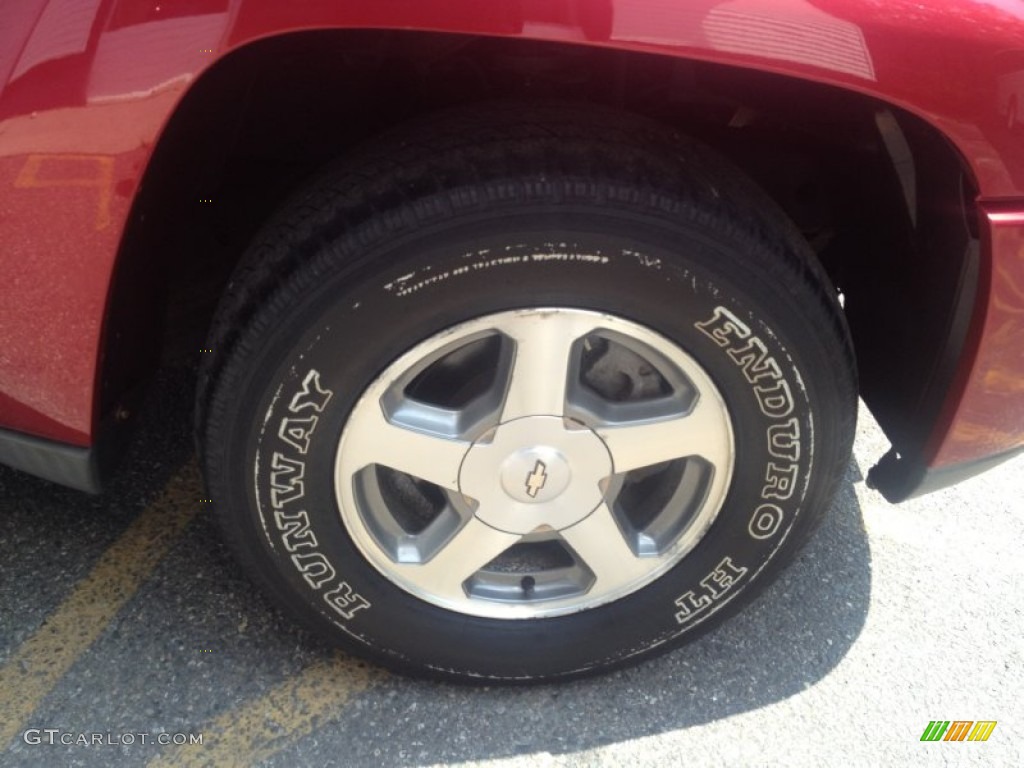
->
xmin=22 ymin=729 xmax=203 ymax=746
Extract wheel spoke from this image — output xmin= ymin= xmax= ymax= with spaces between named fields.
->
xmin=559 ymin=503 xmax=652 ymax=590
xmin=597 ymin=395 xmax=730 ymax=474
xmin=400 ymin=518 xmax=522 ymax=601
xmin=495 ymin=312 xmax=596 ymax=420
xmin=342 ymin=403 xmax=469 ymax=492
xmin=335 ymin=307 xmax=736 ymax=620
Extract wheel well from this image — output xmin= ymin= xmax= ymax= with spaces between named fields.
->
xmin=106 ymin=28 xmax=978 ymax=474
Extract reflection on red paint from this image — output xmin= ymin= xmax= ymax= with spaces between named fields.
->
xmin=0 ymin=4 xmax=225 ymax=443
xmin=613 ymin=0 xmax=875 ymax=79
xmin=14 ymin=154 xmax=115 ymax=231
xmin=930 ymin=207 xmax=1024 ymax=466
xmin=0 ymin=0 xmax=1022 ymax=472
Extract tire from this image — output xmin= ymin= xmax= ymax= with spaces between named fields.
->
xmin=201 ymin=104 xmax=857 ymax=682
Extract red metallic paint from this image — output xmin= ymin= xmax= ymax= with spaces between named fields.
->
xmin=1 ymin=0 xmax=1023 ymax=467
xmin=930 ymin=202 xmax=1024 ymax=466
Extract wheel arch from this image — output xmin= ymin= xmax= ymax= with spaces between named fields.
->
xmin=99 ymin=26 xmax=981 ymax=500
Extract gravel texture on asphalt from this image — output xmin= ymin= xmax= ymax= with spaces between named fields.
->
xmin=1 ymin=367 xmax=1021 ymax=767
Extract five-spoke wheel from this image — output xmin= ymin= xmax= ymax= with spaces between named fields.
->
xmin=336 ymin=309 xmax=734 ymax=618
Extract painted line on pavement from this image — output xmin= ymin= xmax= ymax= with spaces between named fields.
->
xmin=0 ymin=462 xmax=201 ymax=747
xmin=148 ymin=653 xmax=385 ymax=768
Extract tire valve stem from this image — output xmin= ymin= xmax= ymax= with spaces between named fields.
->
xmin=521 ymin=576 xmax=536 ymax=595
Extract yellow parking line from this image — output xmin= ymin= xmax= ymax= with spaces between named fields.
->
xmin=14 ymin=153 xmax=115 ymax=231
xmin=148 ymin=653 xmax=385 ymax=768
xmin=0 ymin=463 xmax=201 ymax=746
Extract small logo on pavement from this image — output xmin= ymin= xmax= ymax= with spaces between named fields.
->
xmin=525 ymin=460 xmax=548 ymax=498
xmin=920 ymin=720 xmax=997 ymax=742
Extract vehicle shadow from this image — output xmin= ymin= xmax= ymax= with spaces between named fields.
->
xmin=338 ymin=459 xmax=872 ymax=764
xmin=0 ymin=365 xmax=871 ymax=766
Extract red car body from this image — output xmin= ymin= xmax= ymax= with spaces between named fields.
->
xmin=1 ymin=0 xmax=1023 ymax=498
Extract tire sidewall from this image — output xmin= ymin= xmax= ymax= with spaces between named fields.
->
xmin=218 ymin=206 xmax=838 ymax=680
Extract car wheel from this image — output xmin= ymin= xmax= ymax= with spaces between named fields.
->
xmin=200 ymin=104 xmax=857 ymax=682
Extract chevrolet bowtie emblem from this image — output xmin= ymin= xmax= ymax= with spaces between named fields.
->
xmin=524 ymin=460 xmax=549 ymax=498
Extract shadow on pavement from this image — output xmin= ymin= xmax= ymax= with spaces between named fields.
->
xmin=0 ymin=365 xmax=872 ymax=766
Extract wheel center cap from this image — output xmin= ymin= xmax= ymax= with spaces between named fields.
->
xmin=458 ymin=415 xmax=613 ymax=535
xmin=500 ymin=447 xmax=571 ymax=503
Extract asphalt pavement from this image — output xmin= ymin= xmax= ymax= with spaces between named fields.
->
xmin=1 ymin=366 xmax=1021 ymax=767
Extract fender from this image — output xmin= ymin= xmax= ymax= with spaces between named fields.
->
xmin=0 ymin=0 xmax=1022 ymax=490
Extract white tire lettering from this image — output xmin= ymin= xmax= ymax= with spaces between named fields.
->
xmin=273 ymin=508 xmax=319 ymax=552
xmin=754 ymin=378 xmax=795 ymax=419
xmin=762 ymin=462 xmax=799 ymax=500
xmin=674 ymin=557 xmax=749 ymax=625
xmin=289 ymin=369 xmax=333 ymax=413
xmin=683 ymin=306 xmax=808 ymax=623
xmin=324 ymin=582 xmax=372 ymax=620
xmin=727 ymin=336 xmax=782 ymax=385
xmin=694 ymin=305 xmax=752 ymax=347
xmin=767 ymin=417 xmax=800 ymax=461
xmin=748 ymin=504 xmax=784 ymax=540
xmin=277 ymin=414 xmax=319 ymax=455
xmin=696 ymin=306 xmax=795 ymax=418
xmin=290 ymin=552 xmax=336 ymax=589
xmin=700 ymin=557 xmax=747 ymax=598
xmin=261 ymin=369 xmax=371 ymax=621
xmin=673 ymin=590 xmax=712 ymax=624
xmin=270 ymin=452 xmax=306 ymax=508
